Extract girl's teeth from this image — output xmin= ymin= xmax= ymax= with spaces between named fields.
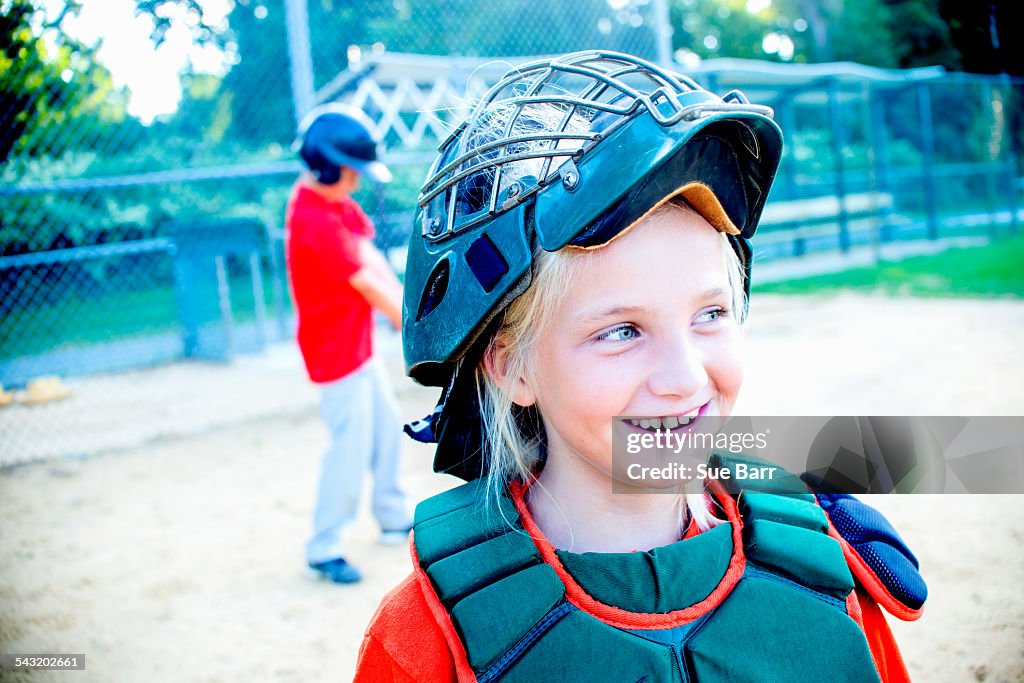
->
xmin=628 ymin=410 xmax=702 ymax=431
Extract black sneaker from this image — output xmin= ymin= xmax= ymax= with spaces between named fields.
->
xmin=308 ymin=557 xmax=363 ymax=584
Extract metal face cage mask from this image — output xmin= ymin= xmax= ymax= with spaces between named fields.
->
xmin=419 ymin=51 xmax=775 ymax=245
xmin=401 ymin=51 xmax=783 ymax=477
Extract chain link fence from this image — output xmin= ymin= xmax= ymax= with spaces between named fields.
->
xmin=1 ymin=0 xmax=1021 ymax=463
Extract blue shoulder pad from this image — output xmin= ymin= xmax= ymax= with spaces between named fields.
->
xmin=815 ymin=494 xmax=928 ymax=616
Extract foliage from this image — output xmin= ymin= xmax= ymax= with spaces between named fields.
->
xmin=0 ymin=138 xmax=297 ymax=255
xmin=207 ymin=0 xmax=655 ymax=148
xmin=362 ymin=0 xmax=649 ymax=58
xmin=3 ymin=0 xmax=1020 ymax=258
xmin=668 ymin=0 xmax=898 ymax=66
xmin=215 ymin=0 xmax=294 ymax=146
xmin=0 ymin=0 xmax=139 ymax=164
xmin=667 ymin=0 xmax=1018 ymax=75
xmin=134 ymin=0 xmax=223 ymax=48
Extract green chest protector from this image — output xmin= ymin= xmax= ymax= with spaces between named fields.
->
xmin=412 ymin=456 xmax=882 ymax=683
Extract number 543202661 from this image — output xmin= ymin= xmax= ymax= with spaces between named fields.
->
xmin=1 ymin=654 xmax=85 ymax=670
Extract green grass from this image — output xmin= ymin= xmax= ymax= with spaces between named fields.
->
xmin=753 ymin=235 xmax=1024 ymax=299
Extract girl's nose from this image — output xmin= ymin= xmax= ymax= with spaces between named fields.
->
xmin=646 ymin=333 xmax=708 ymax=399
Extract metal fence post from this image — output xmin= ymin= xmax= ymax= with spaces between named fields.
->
xmin=651 ymin=0 xmax=673 ymax=67
xmin=916 ymin=81 xmax=939 ymax=240
xmin=869 ymin=87 xmax=893 ymax=242
xmin=779 ymin=99 xmax=798 ymax=201
xmin=267 ymin=230 xmax=290 ymax=342
xmin=827 ymin=79 xmax=849 ymax=252
xmin=705 ymin=73 xmax=719 ymax=96
xmin=997 ymin=76 xmax=1019 ymax=235
xmin=1011 ymin=154 xmax=1020 ymax=235
xmin=375 ymin=181 xmax=387 ymax=246
xmin=861 ymin=82 xmax=881 ymax=264
xmin=980 ymin=79 xmax=1001 ymax=239
xmin=1009 ymin=159 xmax=1020 ymax=235
xmin=214 ymin=255 xmax=235 ymax=360
xmin=284 ymin=0 xmax=315 ymax=127
xmin=250 ymin=251 xmax=268 ymax=349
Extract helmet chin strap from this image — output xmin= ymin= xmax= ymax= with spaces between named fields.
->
xmin=403 ymin=385 xmax=448 ymax=444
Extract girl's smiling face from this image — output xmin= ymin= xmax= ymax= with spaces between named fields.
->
xmin=496 ymin=202 xmax=744 ymax=482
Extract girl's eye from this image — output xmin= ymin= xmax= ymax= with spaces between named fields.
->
xmin=696 ymin=307 xmax=730 ymax=324
xmin=596 ymin=324 xmax=640 ymax=343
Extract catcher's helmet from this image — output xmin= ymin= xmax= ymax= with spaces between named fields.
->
xmin=402 ymin=51 xmax=783 ymax=479
xmin=296 ymin=104 xmax=392 ymax=185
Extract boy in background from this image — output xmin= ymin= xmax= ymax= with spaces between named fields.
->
xmin=285 ymin=105 xmax=412 ymax=584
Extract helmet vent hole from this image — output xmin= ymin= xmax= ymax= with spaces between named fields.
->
xmin=416 ymin=259 xmax=450 ymax=321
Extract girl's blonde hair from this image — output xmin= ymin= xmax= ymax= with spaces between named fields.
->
xmin=474 ymin=198 xmax=747 ymax=533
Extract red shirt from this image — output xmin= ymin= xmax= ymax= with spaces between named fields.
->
xmin=286 ymin=184 xmax=375 ymax=383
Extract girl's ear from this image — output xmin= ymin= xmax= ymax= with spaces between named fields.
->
xmin=483 ymin=336 xmax=537 ymax=408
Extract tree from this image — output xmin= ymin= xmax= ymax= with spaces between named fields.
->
xmin=667 ymin=0 xmax=1019 ymax=75
xmin=134 ymin=0 xmax=224 ymax=48
xmin=938 ymin=0 xmax=1022 ymax=75
xmin=668 ymin=0 xmax=898 ymax=67
xmin=0 ymin=0 xmax=137 ymax=166
xmin=216 ymin=0 xmax=296 ymax=146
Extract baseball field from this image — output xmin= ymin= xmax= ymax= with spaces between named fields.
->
xmin=1 ymin=292 xmax=1022 ymax=682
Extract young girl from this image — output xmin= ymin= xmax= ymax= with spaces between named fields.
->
xmin=355 ymin=51 xmax=926 ymax=682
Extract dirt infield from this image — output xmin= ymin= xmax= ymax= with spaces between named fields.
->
xmin=1 ymin=293 xmax=1022 ymax=682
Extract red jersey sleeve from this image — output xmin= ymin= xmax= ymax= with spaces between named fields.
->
xmin=855 ymin=586 xmax=913 ymax=683
xmin=354 ymin=573 xmax=458 ymax=683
